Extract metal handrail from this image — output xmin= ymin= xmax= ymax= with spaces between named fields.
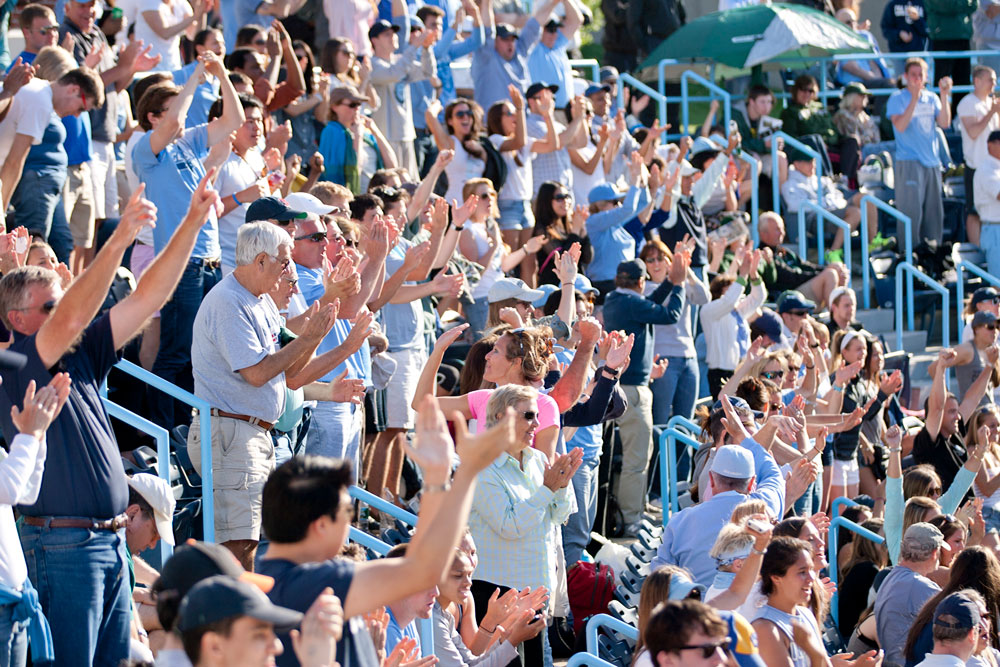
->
xmin=585 ymin=613 xmax=640 ymax=654
xmin=708 ymin=136 xmax=760 ymax=243
xmin=667 ymin=415 xmax=700 ymax=435
xmin=797 ymin=202 xmax=851 ymax=274
xmin=770 ymin=131 xmax=823 ymax=259
xmin=567 ymin=654 xmax=620 ymax=667
xmin=660 ymin=427 xmax=701 ymax=526
xmin=828 ymin=514 xmax=885 ymax=626
xmin=350 ymin=486 xmax=419 ymax=526
xmin=618 ymin=73 xmax=668 ymax=128
xmin=830 ymin=495 xmax=859 ymax=518
xmin=102 ymin=398 xmax=173 ymax=562
xmin=955 ymin=260 xmax=1000 ymax=342
xmin=862 ymin=195 xmax=911 ymax=313
xmin=107 ymin=359 xmax=214 ymax=542
xmin=348 ymin=527 xmax=434 ymax=654
xmin=569 ymin=58 xmax=600 ymax=83
xmin=681 ymin=71 xmax=732 ymax=137
xmin=895 ymin=261 xmax=950 ymax=353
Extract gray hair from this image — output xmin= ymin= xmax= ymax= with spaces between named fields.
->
xmin=485 ymin=384 xmax=538 ymax=427
xmin=899 ymin=540 xmax=938 ymax=563
xmin=709 ymin=522 xmax=755 ymax=564
xmin=235 ymin=222 xmax=293 ymax=267
xmin=0 ymin=266 xmax=60 ymax=329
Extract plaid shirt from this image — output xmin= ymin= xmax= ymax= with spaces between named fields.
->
xmin=469 ymin=448 xmax=575 ymax=600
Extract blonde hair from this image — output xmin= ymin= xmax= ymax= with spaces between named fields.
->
xmin=33 ymin=46 xmax=76 ymax=81
xmin=485 ymin=384 xmax=539 ymax=427
xmin=730 ymin=499 xmax=769 ymax=524
xmin=709 ymin=523 xmax=754 ymax=568
xmin=903 ymin=496 xmax=941 ymax=535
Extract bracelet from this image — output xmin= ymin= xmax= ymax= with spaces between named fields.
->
xmin=452 ymin=225 xmax=464 ymax=232
xmin=889 ymin=447 xmax=902 ymax=453
xmin=232 ymin=194 xmax=240 ymax=206
xmin=481 ymin=625 xmax=496 ymax=634
xmin=810 ymin=343 xmax=820 ymax=348
xmin=602 ymin=366 xmax=620 ymax=377
xmin=805 ymin=365 xmax=815 ymax=369
xmin=751 ymin=547 xmax=767 ymax=556
xmin=561 ymin=282 xmax=573 ymax=287
xmin=831 ymin=385 xmax=844 ymax=393
xmin=424 ymin=481 xmax=451 ymax=494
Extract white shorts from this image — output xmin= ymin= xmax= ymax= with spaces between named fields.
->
xmin=91 ymin=140 xmax=119 ymax=219
xmin=384 ymin=347 xmax=425 ymax=429
xmin=832 ymin=456 xmax=860 ymax=488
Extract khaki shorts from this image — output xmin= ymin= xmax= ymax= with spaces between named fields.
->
xmin=64 ymin=162 xmax=95 ymax=248
xmin=384 ymin=347 xmax=425 ymax=429
xmin=188 ymin=412 xmax=275 ymax=543
xmin=91 ymin=140 xmax=118 ymax=220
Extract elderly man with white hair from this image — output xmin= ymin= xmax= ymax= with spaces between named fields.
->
xmin=188 ymin=221 xmax=338 ymax=571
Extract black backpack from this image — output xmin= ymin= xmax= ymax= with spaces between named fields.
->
xmin=478 ymin=136 xmax=508 ymax=193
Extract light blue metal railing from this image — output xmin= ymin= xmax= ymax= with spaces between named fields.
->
xmin=660 ymin=427 xmax=701 ymax=526
xmin=108 ymin=359 xmax=214 ymax=542
xmin=569 ymin=58 xmax=600 ymax=83
xmin=350 ymin=486 xmax=419 ymax=526
xmin=895 ymin=262 xmax=950 ymax=353
xmin=348 ymin=527 xmax=434 ymax=654
xmin=102 ymin=399 xmax=173 ymax=563
xmin=618 ymin=73 xmax=668 ymax=128
xmin=797 ymin=202 xmax=851 ymax=274
xmin=955 ymin=260 xmax=1000 ymax=343
xmin=585 ymin=614 xmax=640 ymax=654
xmin=567 ymin=654 xmax=619 ymax=667
xmin=830 ymin=495 xmax=859 ymax=519
xmin=667 ymin=415 xmax=699 ymax=434
xmin=681 ymin=71 xmax=731 ymax=137
xmin=828 ymin=513 xmax=885 ymax=626
xmin=770 ymin=131 xmax=823 ymax=259
xmin=862 ymin=195 xmax=911 ymax=313
xmin=708 ymin=136 xmax=760 ymax=243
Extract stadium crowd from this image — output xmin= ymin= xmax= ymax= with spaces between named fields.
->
xmin=3 ymin=0 xmax=1000 ymax=666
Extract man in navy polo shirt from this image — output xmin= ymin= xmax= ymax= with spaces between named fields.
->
xmin=0 ymin=176 xmax=221 ymax=666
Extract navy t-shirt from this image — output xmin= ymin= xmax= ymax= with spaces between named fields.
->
xmin=0 ymin=313 xmax=128 ymax=518
xmin=258 ymin=557 xmax=381 ymax=667
xmin=23 ymin=114 xmax=68 ymax=175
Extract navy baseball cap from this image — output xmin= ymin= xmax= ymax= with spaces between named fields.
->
xmin=176 ymin=576 xmax=302 ymax=633
xmin=777 ymin=290 xmax=816 ymax=314
xmin=526 ymin=81 xmax=559 ymax=99
xmin=752 ymin=308 xmax=783 ymax=342
xmin=495 ymin=23 xmax=519 ymax=39
xmin=245 ymin=197 xmax=309 ymax=223
xmin=933 ymin=592 xmax=981 ymax=630
xmin=585 ymin=83 xmax=612 ymax=97
xmin=616 ymin=259 xmax=646 ymax=281
xmin=972 ymin=286 xmax=1000 ymax=306
xmin=368 ymin=19 xmax=400 ymax=40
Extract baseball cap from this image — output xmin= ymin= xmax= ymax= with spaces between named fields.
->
xmin=495 ymin=23 xmax=519 ymax=39
xmin=752 ymin=308 xmax=783 ymax=342
xmin=585 ymin=83 xmax=612 ymax=97
xmin=842 ymin=82 xmax=871 ymax=98
xmin=777 ymin=290 xmax=816 ymax=314
xmin=933 ymin=592 xmax=981 ymax=630
xmin=368 ymin=19 xmax=400 ymax=40
xmin=544 ymin=18 xmax=563 ymax=30
xmin=526 ymin=81 xmax=559 ymax=99
xmin=487 ymin=277 xmax=545 ymax=304
xmin=972 ymin=286 xmax=1000 ymax=307
xmin=176 ymin=575 xmax=302 ymax=633
xmin=532 ymin=283 xmax=559 ymax=308
xmin=588 ymin=183 xmax=625 ymax=205
xmin=972 ymin=310 xmax=998 ymax=328
xmin=245 ymin=197 xmax=309 ymax=223
xmin=408 ymin=14 xmax=425 ymax=30
xmin=329 ymin=85 xmax=366 ymax=106
xmin=666 ymin=570 xmax=707 ymax=601
xmin=718 ymin=610 xmax=767 ymax=667
xmin=689 ymin=137 xmax=723 ymax=171
xmin=284 ymin=192 xmax=335 ymax=216
xmin=788 ymin=147 xmax=813 ymax=163
xmin=599 ymin=66 xmax=619 ymax=83
xmin=616 ymin=259 xmax=646 ymax=281
xmin=711 ymin=445 xmax=755 ymax=479
xmin=157 ymin=540 xmax=275 ymax=597
xmin=574 ymin=274 xmax=599 ymax=295
xmin=127 ymin=473 xmax=177 ymax=546
xmin=903 ymin=522 xmax=951 ymax=552
xmin=678 ymin=159 xmax=698 ymax=177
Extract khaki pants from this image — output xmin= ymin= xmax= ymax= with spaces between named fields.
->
xmin=614 ymin=384 xmax=654 ymax=525
xmin=64 ymin=162 xmax=95 ymax=248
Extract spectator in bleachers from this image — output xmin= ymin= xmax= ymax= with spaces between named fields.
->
xmin=0 ymin=167 xmax=214 ymax=666
xmin=733 ymin=85 xmax=787 ymax=189
xmin=642 ymin=599 xmax=733 ymax=667
xmin=124 ymin=473 xmax=175 ymax=591
xmin=171 ymin=27 xmax=224 ymax=128
xmin=889 ymin=57 xmax=953 ymax=245
xmin=322 ymin=37 xmax=379 ymax=109
xmin=961 ymin=286 xmax=1000 ymax=342
xmin=757 ymin=212 xmax=849 ymax=309
xmin=974 ymin=130 xmax=1000 ymax=278
xmin=835 ymin=9 xmax=896 ymax=91
xmin=833 ymin=83 xmax=882 ymax=188
xmin=9 ymin=4 xmax=58 ymax=69
xmin=780 ymin=75 xmax=838 ymax=177
xmin=132 ymin=0 xmax=203 ymax=73
xmin=924 ymin=0 xmax=976 ymax=95
xmin=526 ymin=0 xmax=585 ymax=110
xmin=822 ymin=286 xmax=863 ymax=337
xmin=382 ymin=543 xmax=437 ymax=658
xmin=527 ymin=83 xmax=584 ymax=211
xmin=881 ymin=0 xmax=929 ymax=71
xmin=957 ymin=65 xmax=1000 ymax=246
xmin=425 ymin=97 xmax=487 ymax=206
xmin=973 ymin=1 xmax=1000 ymax=75
xmin=319 ymin=86 xmax=397 ymax=194
xmin=223 ymin=22 xmax=305 ymax=116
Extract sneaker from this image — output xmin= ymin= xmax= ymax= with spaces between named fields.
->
xmin=870 ymin=232 xmax=890 ymax=251
xmin=825 ymin=248 xmax=844 ymax=264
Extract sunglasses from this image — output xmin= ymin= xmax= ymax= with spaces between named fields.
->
xmin=340 ymin=101 xmax=362 ymax=109
xmin=553 ymin=193 xmax=572 ymax=201
xmin=520 ymin=411 xmax=538 ymax=421
xmin=296 ymin=232 xmax=327 ymax=243
xmin=678 ymin=639 xmax=731 ymax=659
xmin=929 ymin=486 xmax=943 ymax=496
xmin=788 ymin=310 xmax=810 ymax=317
xmin=986 ymin=324 xmax=999 ymax=331
xmin=39 ymin=24 xmax=59 ymax=34
xmin=644 ymin=254 xmax=667 ymax=263
xmin=453 ymin=109 xmax=474 ymax=119
xmin=275 ymin=219 xmax=295 ymax=228
xmin=252 ymin=38 xmax=267 ymax=46
xmin=762 ymin=370 xmax=785 ymax=380
xmin=285 ymin=277 xmax=299 ymax=287
xmin=16 ymin=299 xmax=57 ymax=314
xmin=502 ymin=108 xmax=515 ymax=117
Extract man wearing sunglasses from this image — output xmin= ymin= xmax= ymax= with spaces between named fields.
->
xmin=644 ymin=599 xmax=757 ymax=667
xmin=8 ymin=4 xmax=58 ymax=70
xmin=0 ymin=173 xmax=220 ymax=666
xmin=776 ymin=290 xmax=816 ymax=350
xmin=526 ymin=0 xmax=585 ymax=110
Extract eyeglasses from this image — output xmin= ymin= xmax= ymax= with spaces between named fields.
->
xmin=14 ymin=299 xmax=56 ymax=314
xmin=520 ymin=411 xmax=537 ymax=421
xmin=454 ymin=109 xmax=474 ymax=119
xmin=553 ymin=193 xmax=572 ymax=201
xmin=475 ymin=191 xmax=495 ymax=199
xmin=340 ymin=100 xmax=362 ymax=109
xmin=788 ymin=310 xmax=810 ymax=317
xmin=252 ymin=38 xmax=267 ymax=46
xmin=284 ymin=277 xmax=299 ymax=287
xmin=296 ymin=232 xmax=327 ymax=243
xmin=39 ymin=24 xmax=59 ymax=34
xmin=644 ymin=255 xmax=667 ymax=263
xmin=762 ymin=370 xmax=785 ymax=380
xmin=677 ymin=639 xmax=731 ymax=659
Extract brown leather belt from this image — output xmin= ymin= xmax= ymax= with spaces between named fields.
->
xmin=210 ymin=408 xmax=274 ymax=432
xmin=24 ymin=514 xmax=128 ymax=531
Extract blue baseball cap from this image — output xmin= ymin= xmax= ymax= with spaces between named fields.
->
xmin=933 ymin=592 xmax=981 ymax=630
xmin=532 ymin=283 xmax=559 ymax=308
xmin=585 ymin=83 xmax=612 ymax=97
xmin=245 ymin=197 xmax=308 ymax=223
xmin=752 ymin=308 xmax=783 ymax=342
xmin=588 ymin=183 xmax=625 ymax=205
xmin=574 ymin=275 xmax=599 ymax=295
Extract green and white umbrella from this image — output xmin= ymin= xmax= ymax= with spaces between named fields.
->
xmin=640 ymin=3 xmax=873 ymax=74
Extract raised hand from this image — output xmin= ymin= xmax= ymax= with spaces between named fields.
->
xmin=309 ymin=152 xmax=325 ymax=177
xmin=2 ymin=58 xmax=33 ymax=99
xmin=407 ymin=395 xmax=458 ymax=480
xmin=433 ymin=323 xmax=469 ymax=352
xmin=329 ymin=369 xmax=365 ymax=405
xmin=402 ymin=240 xmax=432 ymax=272
xmin=509 ymin=84 xmax=524 ymax=110
xmin=452 ymin=195 xmax=479 ymax=227
xmin=719 ymin=393 xmax=752 ymax=441
xmin=116 ymin=184 xmax=158 ymax=243
xmin=668 ymin=249 xmax=690 ymax=285
xmin=301 ymin=302 xmax=338 ymax=341
xmin=290 ymin=588 xmax=341 ymax=667
xmin=608 ymin=334 xmax=636 ymax=372
xmin=834 ymin=360 xmax=863 ymax=386
xmin=542 ymin=448 xmax=584 ymax=490
xmin=498 ymin=307 xmax=523 ymax=329
xmin=430 ymin=268 xmax=465 ymax=298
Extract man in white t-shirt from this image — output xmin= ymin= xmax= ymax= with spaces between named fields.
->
xmin=974 ymin=130 xmax=1000 ymax=279
xmin=212 ymin=93 xmax=275 ymax=274
xmin=0 ymin=67 xmax=104 ymax=208
xmin=957 ymin=64 xmax=1000 ymax=245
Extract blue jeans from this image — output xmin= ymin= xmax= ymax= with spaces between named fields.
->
xmin=10 ymin=168 xmax=65 ymax=243
xmin=20 ymin=524 xmax=130 ymax=667
xmin=43 ymin=192 xmax=73 ymax=265
xmin=982 ymin=225 xmax=1000 ymax=280
xmin=0 ymin=602 xmax=28 ymax=667
xmin=305 ymin=400 xmax=362 ymax=481
xmin=793 ymin=480 xmax=821 ymax=517
xmin=464 ymin=296 xmax=489 ymax=341
xmin=150 ymin=261 xmax=221 ymax=429
xmin=651 ymin=356 xmax=699 ymax=481
xmin=562 ymin=457 xmax=600 ymax=565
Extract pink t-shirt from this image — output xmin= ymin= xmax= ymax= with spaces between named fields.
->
xmin=466 ymin=389 xmax=560 ymax=443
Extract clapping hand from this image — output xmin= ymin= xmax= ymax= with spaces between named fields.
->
xmin=650 ymin=353 xmax=668 ymax=380
xmin=608 ymin=335 xmax=637 ymax=372
xmin=329 ymin=369 xmax=365 ymax=405
xmin=291 ymin=588 xmax=342 ymax=667
xmin=542 ymin=448 xmax=584 ymax=490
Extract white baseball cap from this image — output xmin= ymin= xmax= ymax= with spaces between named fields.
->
xmin=284 ymin=192 xmax=335 ymax=216
xmin=127 ymin=473 xmax=177 ymax=546
xmin=710 ymin=445 xmax=754 ymax=479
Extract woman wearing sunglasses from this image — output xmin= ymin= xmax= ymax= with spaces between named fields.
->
xmin=941 ymin=311 xmax=1000 ymax=404
xmin=532 ymin=182 xmax=593 ymax=287
xmin=962 ymin=287 xmax=1000 ymax=343
xmin=425 ymin=97 xmax=488 ymax=207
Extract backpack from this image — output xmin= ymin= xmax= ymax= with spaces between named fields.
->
xmin=478 ymin=136 xmax=508 ymax=193
xmin=567 ymin=561 xmax=616 ymax=635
